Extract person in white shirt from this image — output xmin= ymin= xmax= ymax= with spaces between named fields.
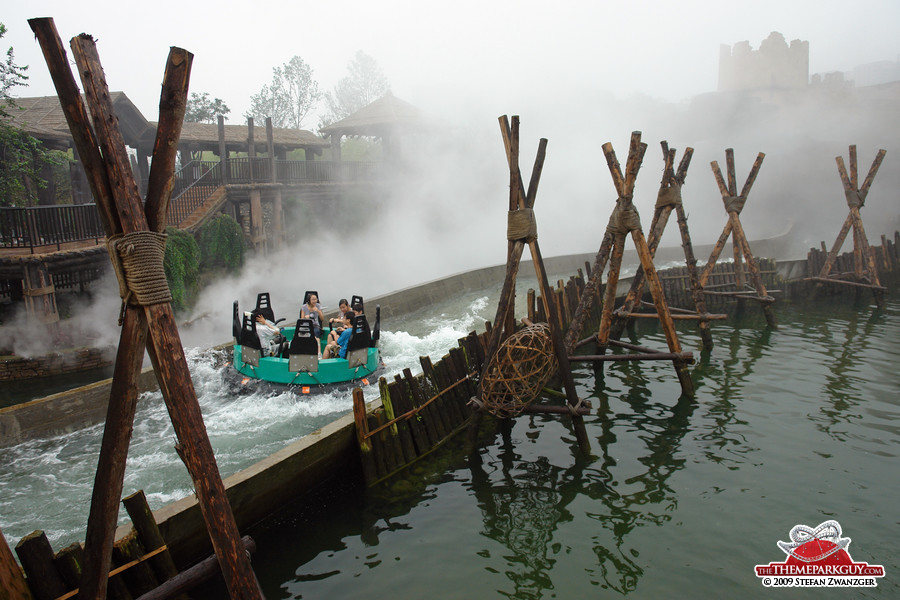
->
xmin=255 ymin=312 xmax=282 ymax=356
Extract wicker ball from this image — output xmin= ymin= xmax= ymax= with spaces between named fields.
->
xmin=480 ymin=323 xmax=558 ymax=418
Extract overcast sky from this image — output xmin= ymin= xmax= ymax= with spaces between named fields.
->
xmin=5 ymin=0 xmax=899 ymax=124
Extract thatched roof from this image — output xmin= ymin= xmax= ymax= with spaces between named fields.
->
xmin=174 ymin=121 xmax=328 ymax=152
xmin=5 ymin=92 xmax=153 ymax=149
xmin=6 ymin=93 xmax=328 ymax=154
xmin=319 ymin=92 xmax=424 ymax=137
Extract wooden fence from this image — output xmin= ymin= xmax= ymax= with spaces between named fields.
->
xmin=0 ymin=205 xmax=105 ymax=251
xmin=6 ymin=490 xmax=253 ymax=600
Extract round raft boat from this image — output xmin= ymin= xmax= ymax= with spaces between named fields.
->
xmin=231 ymin=292 xmax=381 ymax=389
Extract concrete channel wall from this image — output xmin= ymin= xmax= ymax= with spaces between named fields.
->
xmin=1 ymin=240 xmax=808 ymax=568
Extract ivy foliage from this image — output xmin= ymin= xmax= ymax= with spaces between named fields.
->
xmin=1 ymin=22 xmax=65 ymax=207
xmin=198 ymin=213 xmax=244 ymax=272
xmin=163 ymin=227 xmax=200 ymax=312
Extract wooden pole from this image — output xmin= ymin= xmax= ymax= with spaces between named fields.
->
xmin=29 ymin=20 xmax=262 ymax=600
xmin=814 ymin=146 xmax=886 ymax=306
xmin=122 ymin=491 xmax=182 ymax=588
xmin=592 ymin=133 xmax=694 ymax=397
xmin=15 ymin=531 xmax=67 ymax=600
xmin=702 ymin=149 xmax=776 ymax=327
xmin=494 ymin=116 xmax=591 ymax=453
xmin=133 ymin=537 xmax=256 ymax=600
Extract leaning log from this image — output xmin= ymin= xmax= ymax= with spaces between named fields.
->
xmin=133 ymin=537 xmax=256 ymax=600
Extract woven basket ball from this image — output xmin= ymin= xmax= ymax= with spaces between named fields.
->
xmin=480 ymin=323 xmax=558 ymax=418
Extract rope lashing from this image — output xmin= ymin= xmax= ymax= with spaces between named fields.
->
xmin=656 ymin=183 xmax=682 ymax=208
xmin=845 ymin=189 xmax=864 ymax=209
xmin=106 ymin=230 xmax=173 ymax=325
xmin=606 ymin=197 xmax=642 ymax=235
xmin=723 ymin=194 xmax=746 ymax=214
xmin=507 ymin=208 xmax=538 ymax=242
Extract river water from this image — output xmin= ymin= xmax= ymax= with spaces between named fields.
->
xmin=2 ymin=283 xmax=899 ymax=599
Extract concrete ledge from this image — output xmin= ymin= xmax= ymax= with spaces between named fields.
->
xmin=0 ymin=366 xmax=157 ymax=448
xmin=129 ymin=407 xmax=365 ymax=567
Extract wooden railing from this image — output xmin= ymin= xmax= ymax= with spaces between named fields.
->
xmin=1 ymin=159 xmax=382 ymax=249
xmin=0 ymin=204 xmax=105 ymax=250
xmin=226 ymin=158 xmax=380 ymax=184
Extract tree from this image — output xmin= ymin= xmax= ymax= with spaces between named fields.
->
xmin=321 ymin=51 xmax=390 ymax=128
xmin=0 ymin=22 xmax=62 ymax=207
xmin=1 ymin=23 xmax=67 ymax=206
xmin=245 ymin=56 xmax=320 ymax=129
xmin=184 ymin=92 xmax=230 ymax=124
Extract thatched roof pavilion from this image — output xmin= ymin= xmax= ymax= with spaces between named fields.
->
xmin=319 ymin=92 xmax=425 ymax=160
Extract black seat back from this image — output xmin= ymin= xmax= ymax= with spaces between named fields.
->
xmin=346 ymin=314 xmax=372 ymax=368
xmin=288 ymin=318 xmax=319 ymax=373
xmin=239 ymin=312 xmax=261 ymax=367
xmin=232 ymin=301 xmax=241 ymax=341
xmin=351 ymin=295 xmax=364 ymax=312
xmin=254 ymin=293 xmax=275 ymax=323
xmin=303 ymin=290 xmax=319 ymax=305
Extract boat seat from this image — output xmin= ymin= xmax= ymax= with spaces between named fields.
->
xmin=351 ymin=295 xmax=364 ymax=312
xmin=288 ymin=318 xmax=319 ymax=373
xmin=254 ymin=292 xmax=284 ymax=325
xmin=346 ymin=314 xmax=372 ymax=368
xmin=239 ymin=312 xmax=262 ymax=367
xmin=232 ymin=301 xmax=241 ymax=342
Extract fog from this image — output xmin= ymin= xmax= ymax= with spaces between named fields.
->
xmin=174 ymin=82 xmax=898 ymax=349
xmin=2 ymin=2 xmax=898 ymax=353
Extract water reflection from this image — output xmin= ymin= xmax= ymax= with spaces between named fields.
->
xmin=468 ymin=421 xmax=575 ymax=598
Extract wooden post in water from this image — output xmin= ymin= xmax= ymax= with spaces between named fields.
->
xmin=699 ymin=148 xmax=777 ymax=328
xmin=590 ymin=132 xmax=694 ymax=397
xmin=28 ymin=18 xmax=262 ymax=600
xmin=608 ymin=141 xmax=719 ymax=350
xmin=806 ymin=145 xmax=887 ymax=307
xmin=476 ymin=115 xmax=591 ymax=454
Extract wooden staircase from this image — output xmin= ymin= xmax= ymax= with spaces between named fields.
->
xmin=171 ymin=185 xmax=228 ymax=232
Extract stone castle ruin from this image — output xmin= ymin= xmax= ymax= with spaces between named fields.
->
xmin=718 ymin=32 xmax=810 ymax=92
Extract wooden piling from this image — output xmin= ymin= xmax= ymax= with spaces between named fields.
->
xmin=121 ymin=491 xmax=182 ymax=592
xmin=352 ymin=387 xmax=378 ymax=483
xmin=15 ymin=531 xmax=68 ymax=600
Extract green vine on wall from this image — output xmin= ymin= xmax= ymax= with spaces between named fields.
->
xmin=164 ymin=227 xmax=200 ymax=312
xmin=198 ymin=213 xmax=244 ymax=272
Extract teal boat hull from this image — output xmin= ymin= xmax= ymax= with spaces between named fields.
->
xmin=232 ymin=326 xmax=381 ymax=387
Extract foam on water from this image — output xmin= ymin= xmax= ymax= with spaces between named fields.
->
xmin=0 ymin=296 xmax=494 ymax=550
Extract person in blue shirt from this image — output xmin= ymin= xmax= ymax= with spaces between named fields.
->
xmin=322 ymin=302 xmax=363 ymax=359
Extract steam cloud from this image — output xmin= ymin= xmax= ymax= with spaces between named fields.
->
xmin=4 ymin=70 xmax=897 ymax=354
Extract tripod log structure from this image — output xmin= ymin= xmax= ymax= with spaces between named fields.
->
xmin=609 ymin=141 xmax=723 ymax=350
xmin=699 ymin=148 xmax=777 ymax=328
xmin=29 ymin=18 xmax=262 ymax=600
xmin=573 ymin=131 xmax=695 ymax=398
xmin=475 ymin=115 xmax=590 ymax=454
xmin=806 ymin=145 xmax=887 ymax=307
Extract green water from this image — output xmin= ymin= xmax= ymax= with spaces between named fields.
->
xmin=245 ymin=292 xmax=899 ymax=599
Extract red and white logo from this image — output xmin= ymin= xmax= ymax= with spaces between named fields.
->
xmin=755 ymin=520 xmax=885 ymax=588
